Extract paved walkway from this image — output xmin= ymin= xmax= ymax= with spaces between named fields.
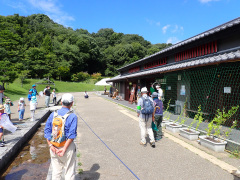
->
xmin=74 ymin=92 xmax=240 ymax=180
xmin=2 ymin=92 xmax=239 ymax=179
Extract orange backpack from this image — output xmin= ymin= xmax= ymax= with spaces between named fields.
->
xmin=50 ymin=110 xmax=72 ymax=147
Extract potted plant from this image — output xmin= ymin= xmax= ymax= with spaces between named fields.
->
xmin=199 ymin=106 xmax=239 ymax=152
xmin=162 ymin=99 xmax=172 ymax=128
xmin=180 ymin=105 xmax=203 ymax=140
xmin=166 ymin=98 xmax=188 ymax=133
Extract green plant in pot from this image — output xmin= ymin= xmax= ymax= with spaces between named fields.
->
xmin=187 ymin=105 xmax=203 ymax=132
xmin=205 ymin=105 xmax=239 ymax=140
xmin=163 ymin=99 xmax=171 ymax=121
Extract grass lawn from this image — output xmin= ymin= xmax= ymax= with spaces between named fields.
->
xmin=4 ymin=78 xmax=108 ymax=101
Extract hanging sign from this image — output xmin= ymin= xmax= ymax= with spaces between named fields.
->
xmin=180 ymin=85 xmax=186 ymax=95
xmin=224 ymin=87 xmax=231 ymax=94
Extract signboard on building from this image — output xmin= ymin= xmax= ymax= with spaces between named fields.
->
xmin=224 ymin=87 xmax=231 ymax=93
xmin=156 ymin=78 xmax=166 ymax=84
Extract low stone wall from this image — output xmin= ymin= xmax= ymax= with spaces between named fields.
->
xmin=0 ymin=109 xmax=51 ymax=172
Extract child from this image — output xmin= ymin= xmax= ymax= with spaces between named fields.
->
xmin=28 ymin=91 xmax=32 ymax=101
xmin=18 ymin=97 xmax=26 ymax=121
xmin=30 ymin=96 xmax=37 ymax=121
xmin=4 ymin=98 xmax=13 ymax=120
xmin=52 ymin=89 xmax=56 ymax=104
xmin=0 ymin=105 xmax=5 ymax=147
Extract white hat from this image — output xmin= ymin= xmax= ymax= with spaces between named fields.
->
xmin=61 ymin=93 xmax=74 ymax=103
xmin=20 ymin=97 xmax=24 ymax=101
xmin=141 ymin=87 xmax=148 ymax=93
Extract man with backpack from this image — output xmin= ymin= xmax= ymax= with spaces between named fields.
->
xmin=29 ymin=84 xmax=38 ymax=97
xmin=44 ymin=93 xmax=78 ymax=180
xmin=152 ymin=92 xmax=163 ymax=141
xmin=137 ymin=87 xmax=155 ymax=148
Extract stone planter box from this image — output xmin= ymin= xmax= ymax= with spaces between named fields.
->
xmin=199 ymin=135 xmax=227 ymax=152
xmin=179 ymin=128 xmax=200 ymax=141
xmin=161 ymin=120 xmax=172 ymax=128
xmin=165 ymin=123 xmax=182 ymax=133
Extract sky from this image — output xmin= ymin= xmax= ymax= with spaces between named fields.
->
xmin=0 ymin=0 xmax=239 ymax=44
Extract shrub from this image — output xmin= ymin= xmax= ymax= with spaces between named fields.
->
xmin=71 ymin=72 xmax=90 ymax=82
xmin=91 ymin=73 xmax=102 ymax=80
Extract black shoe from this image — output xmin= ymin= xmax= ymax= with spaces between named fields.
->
xmin=150 ymin=142 xmax=155 ymax=148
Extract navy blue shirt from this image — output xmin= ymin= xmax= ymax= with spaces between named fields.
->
xmin=44 ymin=107 xmax=78 ymax=140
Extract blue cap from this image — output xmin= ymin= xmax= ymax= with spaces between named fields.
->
xmin=32 ymin=84 xmax=36 ymax=87
xmin=152 ymin=92 xmax=158 ymax=97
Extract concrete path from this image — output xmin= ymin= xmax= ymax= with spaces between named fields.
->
xmin=74 ymin=92 xmax=240 ymax=180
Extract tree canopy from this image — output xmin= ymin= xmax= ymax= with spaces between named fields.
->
xmin=0 ymin=14 xmax=172 ymax=83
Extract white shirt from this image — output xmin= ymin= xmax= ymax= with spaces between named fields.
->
xmin=158 ymin=88 xmax=163 ymax=97
xmin=52 ymin=92 xmax=56 ymax=98
xmin=19 ymin=102 xmax=25 ymax=110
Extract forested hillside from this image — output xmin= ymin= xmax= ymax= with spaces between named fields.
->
xmin=0 ymin=14 xmax=171 ymax=84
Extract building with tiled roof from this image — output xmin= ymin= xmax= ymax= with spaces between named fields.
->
xmin=107 ymin=17 xmax=240 ymax=127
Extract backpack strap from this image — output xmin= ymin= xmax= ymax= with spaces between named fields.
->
xmin=53 ymin=110 xmax=58 ymax=118
xmin=60 ymin=110 xmax=73 ymax=135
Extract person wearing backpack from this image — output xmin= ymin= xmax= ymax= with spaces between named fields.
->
xmin=152 ymin=92 xmax=163 ymax=141
xmin=44 ymin=93 xmax=78 ymax=180
xmin=137 ymin=87 xmax=155 ymax=148
xmin=29 ymin=84 xmax=38 ymax=97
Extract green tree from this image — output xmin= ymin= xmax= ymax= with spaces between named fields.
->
xmin=18 ymin=70 xmax=30 ymax=87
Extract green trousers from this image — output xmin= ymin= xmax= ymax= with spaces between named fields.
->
xmin=153 ymin=115 xmax=163 ymax=139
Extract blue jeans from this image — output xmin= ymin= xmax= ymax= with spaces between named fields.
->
xmin=19 ymin=109 xmax=25 ymax=120
xmin=45 ymin=96 xmax=50 ymax=107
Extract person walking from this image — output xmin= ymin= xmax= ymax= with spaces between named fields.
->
xmin=52 ymin=89 xmax=57 ymax=105
xmin=4 ymin=98 xmax=13 ymax=120
xmin=18 ymin=97 xmax=26 ymax=121
xmin=29 ymin=84 xmax=38 ymax=97
xmin=152 ymin=92 xmax=164 ymax=141
xmin=44 ymin=93 xmax=78 ymax=180
xmin=30 ymin=96 xmax=37 ymax=121
xmin=156 ymin=85 xmax=163 ymax=100
xmin=45 ymin=86 xmax=51 ymax=107
xmin=137 ymin=87 xmax=155 ymax=148
xmin=0 ymin=85 xmax=7 ymax=105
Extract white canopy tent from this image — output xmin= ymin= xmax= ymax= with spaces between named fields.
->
xmin=95 ymin=78 xmax=112 ymax=86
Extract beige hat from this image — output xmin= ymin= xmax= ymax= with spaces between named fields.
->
xmin=61 ymin=93 xmax=74 ymax=103
xmin=0 ymin=104 xmax=5 ymax=110
xmin=5 ymin=98 xmax=11 ymax=103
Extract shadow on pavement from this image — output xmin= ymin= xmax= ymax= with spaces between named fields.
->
xmin=76 ymin=163 xmax=100 ymax=180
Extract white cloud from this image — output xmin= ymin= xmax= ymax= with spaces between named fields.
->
xmin=172 ymin=25 xmax=184 ymax=33
xmin=146 ymin=18 xmax=161 ymax=27
xmin=156 ymin=22 xmax=161 ymax=27
xmin=27 ymin=0 xmax=74 ymax=26
xmin=199 ymin=0 xmax=220 ymax=3
xmin=6 ymin=1 xmax=28 ymax=13
xmin=162 ymin=25 xmax=170 ymax=34
xmin=166 ymin=37 xmax=180 ymax=44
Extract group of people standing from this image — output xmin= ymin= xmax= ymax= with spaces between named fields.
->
xmin=137 ymin=84 xmax=164 ymax=148
xmin=44 ymin=86 xmax=57 ymax=107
